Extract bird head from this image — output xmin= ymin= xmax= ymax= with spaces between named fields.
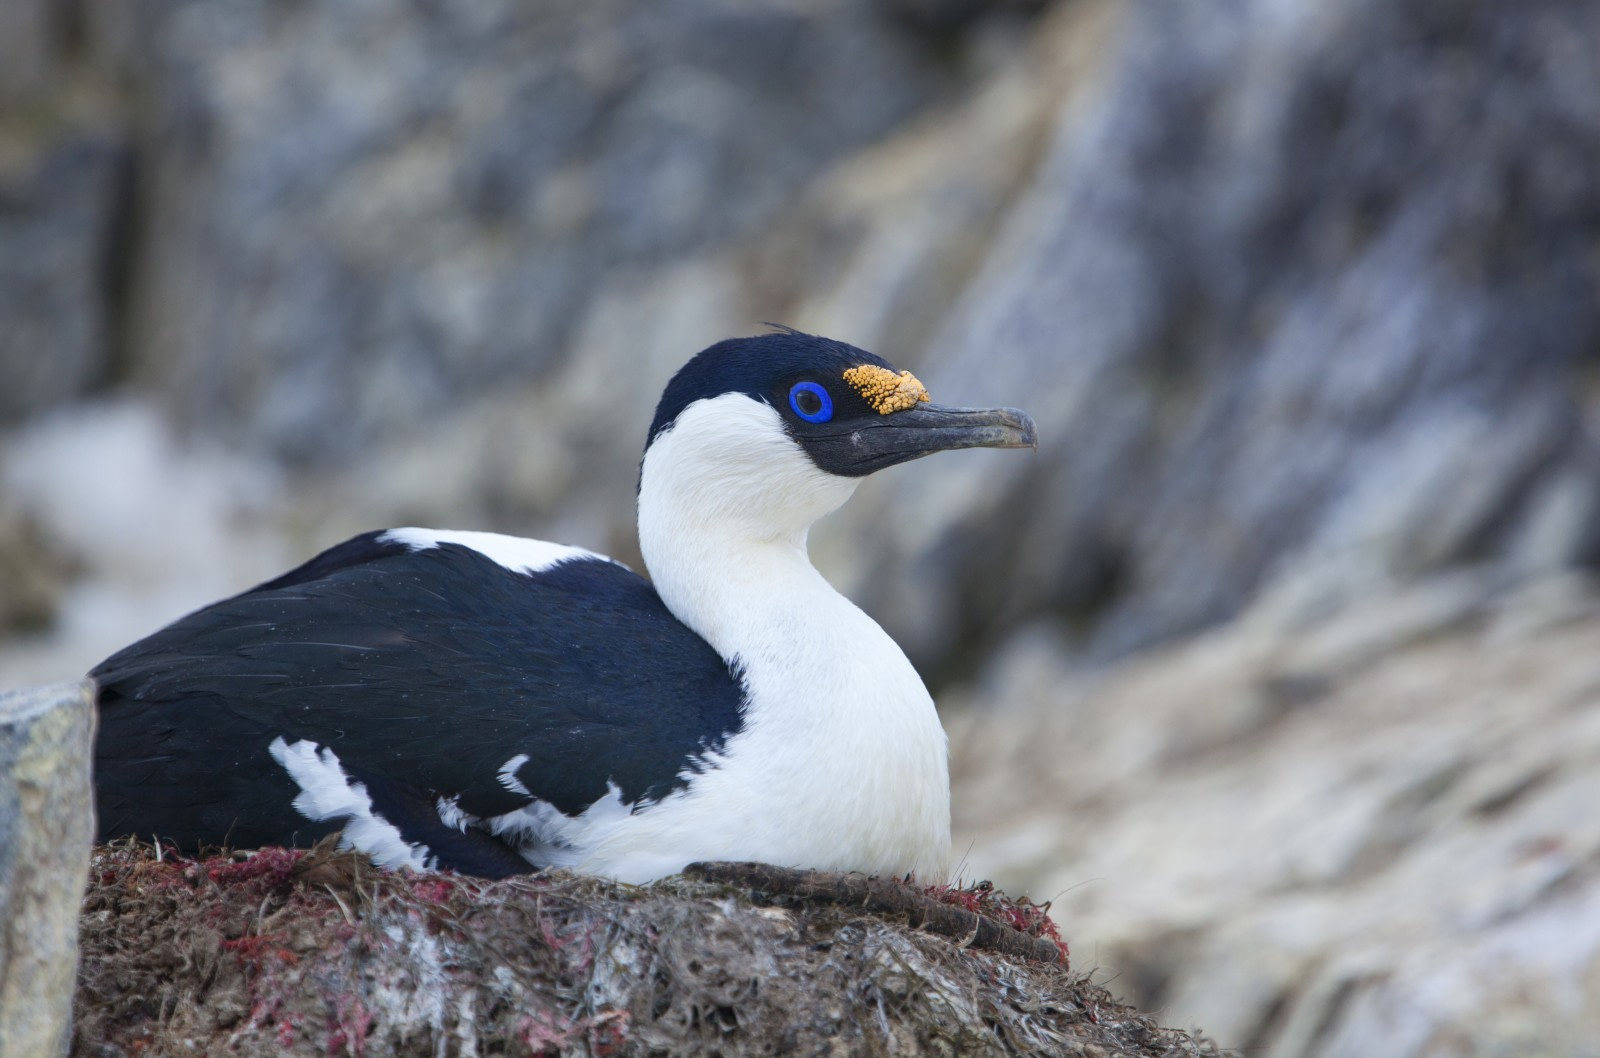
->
xmin=638 ymin=330 xmax=1036 ymax=547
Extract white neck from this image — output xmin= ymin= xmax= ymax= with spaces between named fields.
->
xmin=637 ymin=395 xmax=857 ymax=654
xmin=619 ymin=395 xmax=950 ymax=881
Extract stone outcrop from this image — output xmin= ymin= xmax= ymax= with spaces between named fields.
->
xmin=77 ymin=0 xmax=970 ymax=465
xmin=0 ymin=121 xmax=126 ymax=423
xmin=950 ymin=571 xmax=1600 ymax=1056
xmin=827 ymin=0 xmax=1600 ymax=675
xmin=0 ymin=680 xmax=96 ymax=1058
xmin=11 ymin=0 xmax=1593 ymax=673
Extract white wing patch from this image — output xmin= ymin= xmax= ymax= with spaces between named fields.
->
xmin=268 ymin=736 xmax=433 ymax=871
xmin=381 ymin=527 xmax=622 ymax=575
xmin=435 ymin=794 xmax=473 ymax=834
xmin=498 ymin=753 xmax=532 ymax=796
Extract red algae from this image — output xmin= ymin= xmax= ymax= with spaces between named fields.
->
xmin=200 ymin=847 xmax=306 ymax=887
xmin=923 ymin=879 xmax=1070 ymax=964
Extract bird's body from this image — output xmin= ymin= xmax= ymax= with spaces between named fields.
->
xmin=93 ymin=332 xmax=1034 ymax=881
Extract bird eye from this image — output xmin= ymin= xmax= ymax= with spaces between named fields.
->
xmin=788 ymin=381 xmax=833 ymax=423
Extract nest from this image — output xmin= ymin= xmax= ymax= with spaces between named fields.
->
xmin=74 ymin=840 xmax=1224 ymax=1057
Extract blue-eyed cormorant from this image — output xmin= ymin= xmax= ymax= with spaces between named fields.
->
xmin=92 ymin=330 xmax=1037 ymax=882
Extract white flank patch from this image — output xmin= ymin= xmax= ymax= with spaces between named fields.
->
xmin=268 ymin=736 xmax=433 ymax=871
xmin=435 ymin=794 xmax=474 ymax=833
xmin=498 ymin=753 xmax=532 ymax=796
xmin=381 ymin=527 xmax=620 ymax=576
xmin=487 ymin=782 xmax=634 ymax=869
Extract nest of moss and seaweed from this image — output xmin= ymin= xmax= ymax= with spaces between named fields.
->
xmin=74 ymin=840 xmax=1224 ymax=1057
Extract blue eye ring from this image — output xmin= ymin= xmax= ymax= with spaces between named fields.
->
xmin=788 ymin=381 xmax=834 ymax=423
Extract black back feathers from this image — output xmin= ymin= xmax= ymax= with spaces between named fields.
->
xmin=92 ymin=536 xmax=748 ymax=861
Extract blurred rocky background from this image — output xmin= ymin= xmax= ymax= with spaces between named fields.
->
xmin=2 ymin=0 xmax=1598 ymax=1053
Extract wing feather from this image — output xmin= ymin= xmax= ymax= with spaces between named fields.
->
xmin=93 ymin=534 xmax=748 ymax=855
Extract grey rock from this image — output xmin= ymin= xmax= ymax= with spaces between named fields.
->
xmin=0 ymin=0 xmax=54 ymax=102
xmin=0 ymin=130 xmax=126 ymax=424
xmin=827 ymin=0 xmax=1600 ymax=675
xmin=0 ymin=505 xmax=72 ymax=636
xmin=949 ymin=571 xmax=1600 ymax=1056
xmin=100 ymin=0 xmax=959 ymax=464
xmin=6 ymin=0 xmax=1596 ymax=692
xmin=763 ymin=0 xmax=1109 ymax=367
xmin=0 ymin=680 xmax=96 ymax=1058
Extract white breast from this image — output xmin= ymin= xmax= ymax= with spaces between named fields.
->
xmin=567 ymin=582 xmax=951 ymax=884
xmin=550 ymin=392 xmax=953 ymax=884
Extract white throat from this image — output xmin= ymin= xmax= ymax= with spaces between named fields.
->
xmin=639 ymin=396 xmax=858 ymax=648
xmin=609 ymin=394 xmax=951 ymax=882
